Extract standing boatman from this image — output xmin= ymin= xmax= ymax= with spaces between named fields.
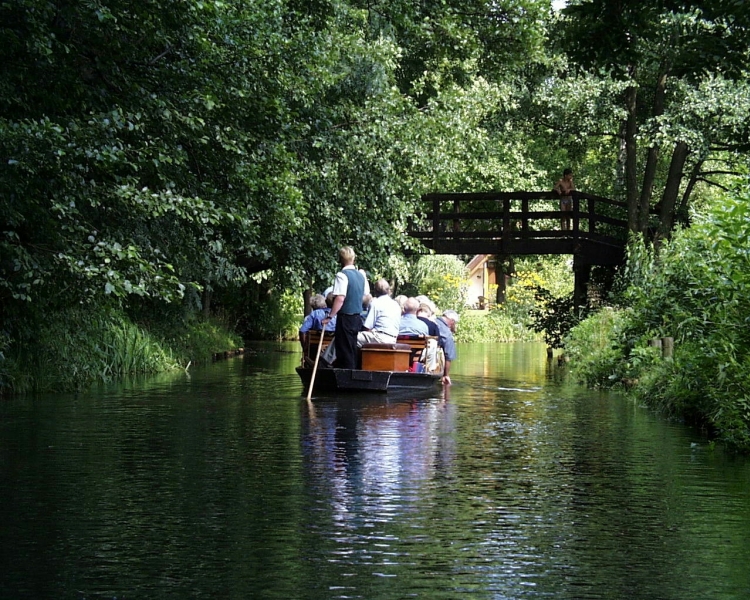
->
xmin=322 ymin=246 xmax=369 ymax=369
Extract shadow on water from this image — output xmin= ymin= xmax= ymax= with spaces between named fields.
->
xmin=1 ymin=342 xmax=750 ymax=599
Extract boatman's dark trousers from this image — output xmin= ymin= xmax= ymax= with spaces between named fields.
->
xmin=334 ymin=313 xmax=360 ymax=370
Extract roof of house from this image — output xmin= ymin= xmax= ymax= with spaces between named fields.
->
xmin=467 ymin=254 xmax=492 ymax=276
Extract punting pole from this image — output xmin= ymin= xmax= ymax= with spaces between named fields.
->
xmin=306 ymin=333 xmax=327 ymax=402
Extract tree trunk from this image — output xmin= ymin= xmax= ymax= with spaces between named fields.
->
xmin=638 ymin=69 xmax=669 ymax=233
xmin=202 ymin=288 xmax=212 ymax=318
xmin=675 ymin=157 xmax=704 ymax=227
xmin=495 ymin=256 xmax=515 ymax=304
xmin=302 ymin=288 xmax=312 ymax=317
xmin=496 ymin=270 xmax=506 ymax=304
xmin=624 ymin=83 xmax=639 ymax=232
xmin=616 ymin=121 xmax=627 ymax=199
xmin=658 ymin=141 xmax=689 ymax=237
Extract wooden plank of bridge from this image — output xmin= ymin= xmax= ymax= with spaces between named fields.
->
xmin=413 ymin=191 xmax=628 ymax=268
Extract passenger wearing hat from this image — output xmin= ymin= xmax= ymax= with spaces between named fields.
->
xmin=416 ymin=296 xmax=440 ymax=337
xmin=436 ymin=309 xmax=459 ymax=385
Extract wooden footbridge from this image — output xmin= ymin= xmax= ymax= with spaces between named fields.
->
xmin=407 ymin=191 xmax=630 ymax=306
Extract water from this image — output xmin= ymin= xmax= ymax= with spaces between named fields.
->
xmin=1 ymin=342 xmax=750 ymax=599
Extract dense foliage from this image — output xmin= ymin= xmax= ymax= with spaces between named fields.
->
xmin=1 ymin=0 xmax=553 ymax=311
xmin=566 ymin=183 xmax=750 ymax=450
xmin=542 ymin=0 xmax=750 ymax=235
xmin=0 ymin=0 xmax=553 ymax=391
xmin=2 ymin=0 xmax=749 ymax=395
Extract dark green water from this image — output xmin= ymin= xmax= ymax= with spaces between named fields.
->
xmin=2 ymin=342 xmax=750 ymax=599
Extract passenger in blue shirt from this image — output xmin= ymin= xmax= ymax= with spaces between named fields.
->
xmin=299 ymin=293 xmax=336 ymax=352
xmin=436 ymin=309 xmax=460 ymax=385
xmin=399 ymin=297 xmax=429 ymax=337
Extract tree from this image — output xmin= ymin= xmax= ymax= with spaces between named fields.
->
xmin=545 ymin=0 xmax=750 ymax=237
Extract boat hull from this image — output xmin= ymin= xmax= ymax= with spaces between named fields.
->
xmin=296 ymin=366 xmax=441 ymax=394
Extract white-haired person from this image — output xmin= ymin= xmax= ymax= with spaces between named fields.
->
xmin=417 ymin=301 xmax=440 ymax=337
xmin=357 ymin=278 xmax=402 ymax=347
xmin=394 ymin=294 xmax=408 ymax=313
xmin=436 ymin=309 xmax=460 ymax=385
xmin=299 ymin=293 xmax=335 ymax=353
xmin=399 ymin=297 xmax=429 ymax=337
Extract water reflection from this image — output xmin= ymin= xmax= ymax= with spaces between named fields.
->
xmin=1 ymin=343 xmax=750 ymax=599
xmin=303 ymin=394 xmax=457 ymax=521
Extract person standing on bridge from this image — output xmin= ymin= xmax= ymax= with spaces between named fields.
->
xmin=553 ymin=168 xmax=575 ymax=231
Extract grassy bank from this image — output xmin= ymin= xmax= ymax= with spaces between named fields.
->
xmin=564 ymin=187 xmax=750 ymax=451
xmin=0 ymin=307 xmax=242 ymax=394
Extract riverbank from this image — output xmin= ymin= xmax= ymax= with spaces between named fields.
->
xmin=0 ymin=307 xmax=243 ymax=395
xmin=565 ymin=304 xmax=750 ymax=453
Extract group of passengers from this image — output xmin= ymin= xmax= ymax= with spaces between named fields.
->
xmin=299 ymin=246 xmax=459 ymax=385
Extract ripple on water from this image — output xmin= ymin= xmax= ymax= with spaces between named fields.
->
xmin=1 ymin=343 xmax=750 ymax=599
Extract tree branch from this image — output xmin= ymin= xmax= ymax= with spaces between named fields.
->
xmin=148 ymin=46 xmax=173 ymax=65
xmin=699 ymin=170 xmax=742 ymax=177
xmin=696 ymin=177 xmax=731 ymax=192
xmin=711 ymin=142 xmax=750 ymax=152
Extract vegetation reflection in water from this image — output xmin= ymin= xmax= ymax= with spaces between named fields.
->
xmin=1 ymin=342 xmax=750 ymax=599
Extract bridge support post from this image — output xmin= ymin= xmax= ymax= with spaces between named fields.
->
xmin=495 ymin=255 xmax=515 ymax=304
xmin=573 ymin=259 xmax=591 ymax=311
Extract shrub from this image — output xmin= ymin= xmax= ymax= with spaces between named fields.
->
xmin=163 ymin=319 xmax=243 ymax=363
xmin=408 ymin=255 xmax=469 ymax=311
xmin=567 ymin=183 xmax=750 ymax=450
xmin=455 ymin=308 xmax=542 ymax=343
xmin=565 ymin=306 xmax=633 ymax=387
xmin=1 ymin=307 xmax=181 ymax=393
xmin=528 ymin=288 xmax=583 ymax=349
xmin=0 ymin=305 xmax=243 ymax=394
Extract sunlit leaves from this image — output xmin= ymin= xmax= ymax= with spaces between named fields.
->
xmin=0 ymin=0 xmax=548 ymax=318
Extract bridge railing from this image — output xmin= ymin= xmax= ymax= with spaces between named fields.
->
xmin=411 ymin=191 xmax=629 ymax=251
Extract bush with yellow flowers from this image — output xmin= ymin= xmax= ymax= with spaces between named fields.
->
xmin=419 ymin=272 xmax=469 ymax=312
xmin=504 ymin=269 xmax=547 ymax=321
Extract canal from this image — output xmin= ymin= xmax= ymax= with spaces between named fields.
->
xmin=1 ymin=342 xmax=749 ymax=599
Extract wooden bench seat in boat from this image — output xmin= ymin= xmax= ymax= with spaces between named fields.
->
xmin=360 ymin=342 xmax=412 ymax=372
xmin=396 ymin=335 xmax=438 ymax=367
xmin=304 ymin=330 xmax=334 ymax=365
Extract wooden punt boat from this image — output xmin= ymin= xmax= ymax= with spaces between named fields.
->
xmin=295 ymin=365 xmax=441 ymax=393
xmin=297 ymin=332 xmax=442 ymax=394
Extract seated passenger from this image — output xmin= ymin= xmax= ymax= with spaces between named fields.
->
xmin=436 ymin=309 xmax=460 ymax=386
xmin=415 ymin=295 xmax=437 ymax=313
xmin=360 ymin=293 xmax=372 ymax=327
xmin=399 ymin=297 xmax=429 ymax=337
xmin=357 ymin=279 xmax=401 ymax=347
xmin=417 ymin=301 xmax=440 ymax=337
xmin=299 ymin=293 xmax=336 ymax=352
